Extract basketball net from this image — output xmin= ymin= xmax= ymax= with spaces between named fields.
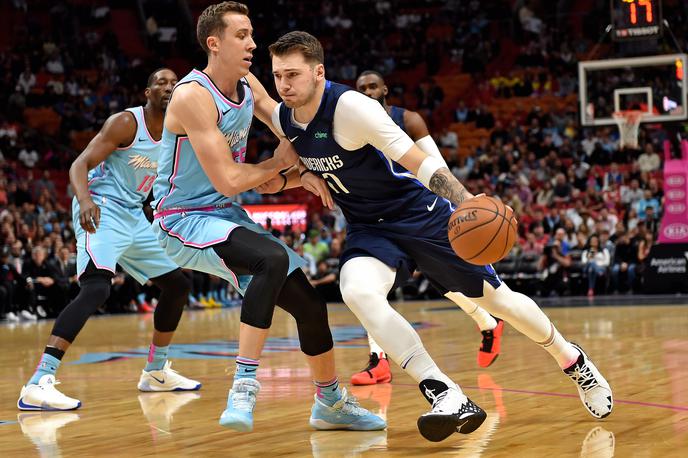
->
xmin=612 ymin=110 xmax=644 ymax=149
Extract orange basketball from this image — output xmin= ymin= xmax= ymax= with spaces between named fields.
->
xmin=448 ymin=195 xmax=518 ymax=266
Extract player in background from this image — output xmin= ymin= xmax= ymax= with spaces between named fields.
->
xmin=262 ymin=31 xmax=613 ymax=442
xmin=350 ymin=70 xmax=503 ymax=386
xmin=151 ymin=2 xmax=384 ymax=433
xmin=18 ymin=68 xmax=201 ymax=412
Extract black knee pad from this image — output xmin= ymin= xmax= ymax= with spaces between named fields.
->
xmin=151 ymin=269 xmax=190 ymax=333
xmin=277 ymin=270 xmax=334 ymax=356
xmin=294 ymin=300 xmax=333 ymax=356
xmin=51 ymin=274 xmax=111 ymax=343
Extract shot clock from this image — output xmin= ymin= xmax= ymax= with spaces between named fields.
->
xmin=611 ymin=0 xmax=663 ymax=41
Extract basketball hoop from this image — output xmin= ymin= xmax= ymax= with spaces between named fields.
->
xmin=613 ymin=110 xmax=644 ymax=149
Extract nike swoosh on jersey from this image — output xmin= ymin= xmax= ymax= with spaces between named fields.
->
xmin=427 ymin=197 xmax=438 ymax=211
xmin=139 ymin=137 xmax=147 ymax=142
xmin=222 ymin=108 xmax=231 ymax=115
xmin=289 ymin=136 xmax=299 ymax=142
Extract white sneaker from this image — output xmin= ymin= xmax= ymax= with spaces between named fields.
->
xmin=18 ymin=375 xmax=81 ymax=411
xmin=36 ymin=305 xmax=47 ymax=318
xmin=4 ymin=311 xmax=19 ymax=322
xmin=417 ymin=379 xmax=486 ymax=442
xmin=20 ymin=310 xmax=37 ymax=321
xmin=137 ymin=361 xmax=201 ymax=392
xmin=564 ymin=343 xmax=613 ymax=419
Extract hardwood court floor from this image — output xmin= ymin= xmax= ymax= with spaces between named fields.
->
xmin=0 ymin=301 xmax=687 ymax=456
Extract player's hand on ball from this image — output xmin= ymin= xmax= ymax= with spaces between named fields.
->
xmin=78 ymin=197 xmax=100 ymax=234
xmin=301 ymin=172 xmax=334 ymax=210
xmin=273 ymin=138 xmax=299 ymax=169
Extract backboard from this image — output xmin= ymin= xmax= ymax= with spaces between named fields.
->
xmin=579 ymin=53 xmax=687 ymax=126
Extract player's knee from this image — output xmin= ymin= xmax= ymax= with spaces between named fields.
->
xmin=78 ymin=276 xmax=111 ymax=305
xmin=297 ymin=301 xmax=333 ymax=356
xmin=341 ymin=282 xmax=380 ymax=311
xmin=253 ymin=243 xmax=289 ymax=279
xmin=153 ymin=269 xmax=191 ymax=298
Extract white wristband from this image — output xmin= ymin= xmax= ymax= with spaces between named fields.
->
xmin=417 ymin=155 xmax=445 ymax=188
xmin=415 ymin=135 xmax=448 ymax=167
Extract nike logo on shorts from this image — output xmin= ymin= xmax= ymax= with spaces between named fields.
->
xmin=289 ymin=136 xmax=299 ymax=142
xmin=427 ymin=197 xmax=438 ymax=212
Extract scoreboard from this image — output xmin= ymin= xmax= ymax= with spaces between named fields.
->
xmin=611 ymin=0 xmax=663 ymax=41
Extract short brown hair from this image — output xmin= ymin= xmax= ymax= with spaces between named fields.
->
xmin=268 ymin=31 xmax=324 ymax=65
xmin=197 ymin=2 xmax=249 ymax=54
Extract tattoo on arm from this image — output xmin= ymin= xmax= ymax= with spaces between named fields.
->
xmin=429 ymin=168 xmax=468 ymax=205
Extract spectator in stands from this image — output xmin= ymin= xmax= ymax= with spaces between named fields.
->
xmin=552 ymin=173 xmax=572 ymax=204
xmin=610 ymin=232 xmax=637 ymax=294
xmin=50 ymin=246 xmax=78 ymax=303
xmin=454 ymin=100 xmax=470 ymax=123
xmin=634 ymin=189 xmax=660 ymax=220
xmin=1 ymin=248 xmax=21 ymax=322
xmin=621 ymin=178 xmax=644 ymax=206
xmin=303 ymin=229 xmax=329 ymax=264
xmin=310 ymin=260 xmax=340 ymax=302
xmin=582 ymin=234 xmax=610 ymax=297
xmin=18 ymin=142 xmax=39 ymax=168
xmin=637 ymin=144 xmax=661 ymax=172
xmin=15 ymin=66 xmax=36 ymax=95
xmin=644 ymin=206 xmax=659 ymax=236
xmin=636 ymin=231 xmax=654 ymax=290
xmin=541 ymin=228 xmax=571 ymax=296
xmin=438 ymin=126 xmax=458 ymax=157
xmin=22 ymin=246 xmax=63 ymax=318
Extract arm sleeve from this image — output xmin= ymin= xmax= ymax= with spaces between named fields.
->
xmin=271 ymin=104 xmax=286 ymax=137
xmin=333 ymin=91 xmax=414 ymax=161
xmin=415 ymin=135 xmax=448 ymax=167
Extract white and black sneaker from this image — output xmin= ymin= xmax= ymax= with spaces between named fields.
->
xmin=564 ymin=343 xmax=613 ymax=419
xmin=417 ymin=379 xmax=486 ymax=442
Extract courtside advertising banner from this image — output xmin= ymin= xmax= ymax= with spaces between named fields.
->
xmin=244 ymin=204 xmax=308 ymax=232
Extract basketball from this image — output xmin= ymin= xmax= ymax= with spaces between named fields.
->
xmin=448 ymin=195 xmax=517 ymax=266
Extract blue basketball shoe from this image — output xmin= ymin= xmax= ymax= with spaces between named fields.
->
xmin=219 ymin=378 xmax=261 ymax=432
xmin=309 ymin=387 xmax=386 ymax=431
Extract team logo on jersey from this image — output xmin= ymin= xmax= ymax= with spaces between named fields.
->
xmin=301 ymin=155 xmax=344 ymax=172
xmin=128 ymin=154 xmax=157 ymax=170
xmin=314 ymin=131 xmax=328 ymax=139
xmin=224 ymin=126 xmax=250 ymax=149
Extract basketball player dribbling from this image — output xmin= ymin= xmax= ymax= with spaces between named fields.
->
xmin=262 ymin=31 xmax=613 ymax=442
xmin=151 ymin=2 xmax=384 ymax=433
xmin=18 ymin=68 xmax=201 ymax=412
xmin=349 ymin=70 xmax=504 ymax=386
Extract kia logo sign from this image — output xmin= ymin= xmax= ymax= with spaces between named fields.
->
xmin=667 ymin=190 xmax=686 ymax=200
xmin=664 ymin=223 xmax=688 ymax=239
xmin=667 ymin=203 xmax=687 ymax=214
xmin=666 ymin=175 xmax=686 ymax=186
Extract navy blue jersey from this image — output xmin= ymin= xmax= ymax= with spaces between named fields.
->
xmin=389 ymin=105 xmax=405 ymax=131
xmin=278 ymin=81 xmax=441 ymax=225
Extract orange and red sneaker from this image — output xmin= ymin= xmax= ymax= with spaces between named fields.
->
xmin=477 ymin=318 xmax=504 ymax=368
xmin=351 ymin=353 xmax=392 ymax=386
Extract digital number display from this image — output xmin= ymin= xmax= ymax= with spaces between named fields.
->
xmin=611 ymin=0 xmax=662 ymax=41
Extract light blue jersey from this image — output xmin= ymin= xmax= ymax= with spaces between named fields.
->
xmin=151 ymin=69 xmax=305 ymax=293
xmin=153 ymin=69 xmax=253 ymax=211
xmin=74 ymin=106 xmax=178 ymax=283
xmin=88 ymin=106 xmax=159 ymax=207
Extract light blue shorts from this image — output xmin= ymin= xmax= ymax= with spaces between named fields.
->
xmin=152 ymin=202 xmax=306 ymax=295
xmin=73 ymin=196 xmax=178 ymax=284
